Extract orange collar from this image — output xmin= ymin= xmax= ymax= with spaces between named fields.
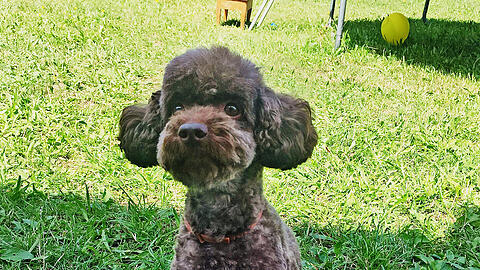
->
xmin=184 ymin=210 xmax=263 ymax=244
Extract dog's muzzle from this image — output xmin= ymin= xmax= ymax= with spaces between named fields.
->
xmin=156 ymin=106 xmax=256 ymax=187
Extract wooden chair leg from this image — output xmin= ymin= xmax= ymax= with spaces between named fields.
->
xmin=240 ymin=7 xmax=247 ymax=29
xmin=224 ymin=9 xmax=228 ymax=21
xmin=247 ymin=8 xmax=252 ymax=23
xmin=216 ymin=8 xmax=221 ymax=25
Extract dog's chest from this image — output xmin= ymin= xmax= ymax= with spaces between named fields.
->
xmin=172 ymin=231 xmax=290 ymax=270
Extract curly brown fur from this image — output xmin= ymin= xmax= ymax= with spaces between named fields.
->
xmin=119 ymin=46 xmax=318 ymax=270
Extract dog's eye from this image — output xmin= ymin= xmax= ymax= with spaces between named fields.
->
xmin=174 ymin=105 xmax=184 ymax=112
xmin=224 ymin=103 xmax=241 ymax=117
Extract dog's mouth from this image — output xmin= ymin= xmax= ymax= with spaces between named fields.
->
xmin=156 ymin=106 xmax=255 ymax=187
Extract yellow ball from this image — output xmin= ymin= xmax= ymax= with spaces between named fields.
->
xmin=381 ymin=13 xmax=410 ymax=45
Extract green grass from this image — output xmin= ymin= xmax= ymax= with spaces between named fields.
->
xmin=1 ymin=0 xmax=479 ymax=268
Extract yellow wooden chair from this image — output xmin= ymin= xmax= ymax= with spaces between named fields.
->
xmin=216 ymin=0 xmax=253 ymax=29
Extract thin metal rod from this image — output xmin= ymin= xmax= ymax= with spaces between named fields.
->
xmin=328 ymin=0 xmax=336 ymax=27
xmin=334 ymin=0 xmax=347 ymax=50
xmin=256 ymin=0 xmax=275 ymax=28
xmin=248 ymin=0 xmax=269 ymax=30
xmin=422 ymin=0 xmax=430 ymax=23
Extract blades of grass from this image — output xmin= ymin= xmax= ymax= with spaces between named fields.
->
xmin=118 ymin=185 xmax=138 ymax=210
xmin=85 ymin=183 xmax=92 ymax=213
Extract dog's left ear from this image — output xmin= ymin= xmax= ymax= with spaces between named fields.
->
xmin=118 ymin=90 xmax=163 ymax=168
xmin=255 ymin=87 xmax=318 ymax=170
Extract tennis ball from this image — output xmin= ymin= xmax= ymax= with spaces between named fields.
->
xmin=381 ymin=13 xmax=410 ymax=45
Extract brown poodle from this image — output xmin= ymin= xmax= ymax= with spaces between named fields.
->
xmin=119 ymin=46 xmax=317 ymax=269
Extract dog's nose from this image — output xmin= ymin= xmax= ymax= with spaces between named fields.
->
xmin=178 ymin=123 xmax=208 ymax=142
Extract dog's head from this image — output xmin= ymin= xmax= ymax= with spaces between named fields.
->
xmin=119 ymin=47 xmax=317 ymax=187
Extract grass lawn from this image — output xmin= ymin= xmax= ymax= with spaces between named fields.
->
xmin=1 ymin=0 xmax=479 ymax=268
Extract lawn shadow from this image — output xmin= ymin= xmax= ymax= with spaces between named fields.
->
xmin=0 ymin=182 xmax=178 ymax=269
xmin=221 ymin=19 xmax=251 ymax=28
xmin=295 ymin=205 xmax=480 ymax=269
xmin=343 ymin=18 xmax=480 ymax=79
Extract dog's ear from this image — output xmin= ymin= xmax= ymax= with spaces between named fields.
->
xmin=255 ymin=87 xmax=318 ymax=170
xmin=118 ymin=90 xmax=163 ymax=167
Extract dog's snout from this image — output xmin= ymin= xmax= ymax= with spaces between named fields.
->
xmin=178 ymin=123 xmax=208 ymax=141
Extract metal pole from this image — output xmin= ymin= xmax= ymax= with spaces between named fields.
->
xmin=422 ymin=0 xmax=430 ymax=23
xmin=334 ymin=0 xmax=347 ymax=50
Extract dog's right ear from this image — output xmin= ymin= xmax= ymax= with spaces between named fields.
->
xmin=118 ymin=90 xmax=163 ymax=167
xmin=255 ymin=87 xmax=318 ymax=170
